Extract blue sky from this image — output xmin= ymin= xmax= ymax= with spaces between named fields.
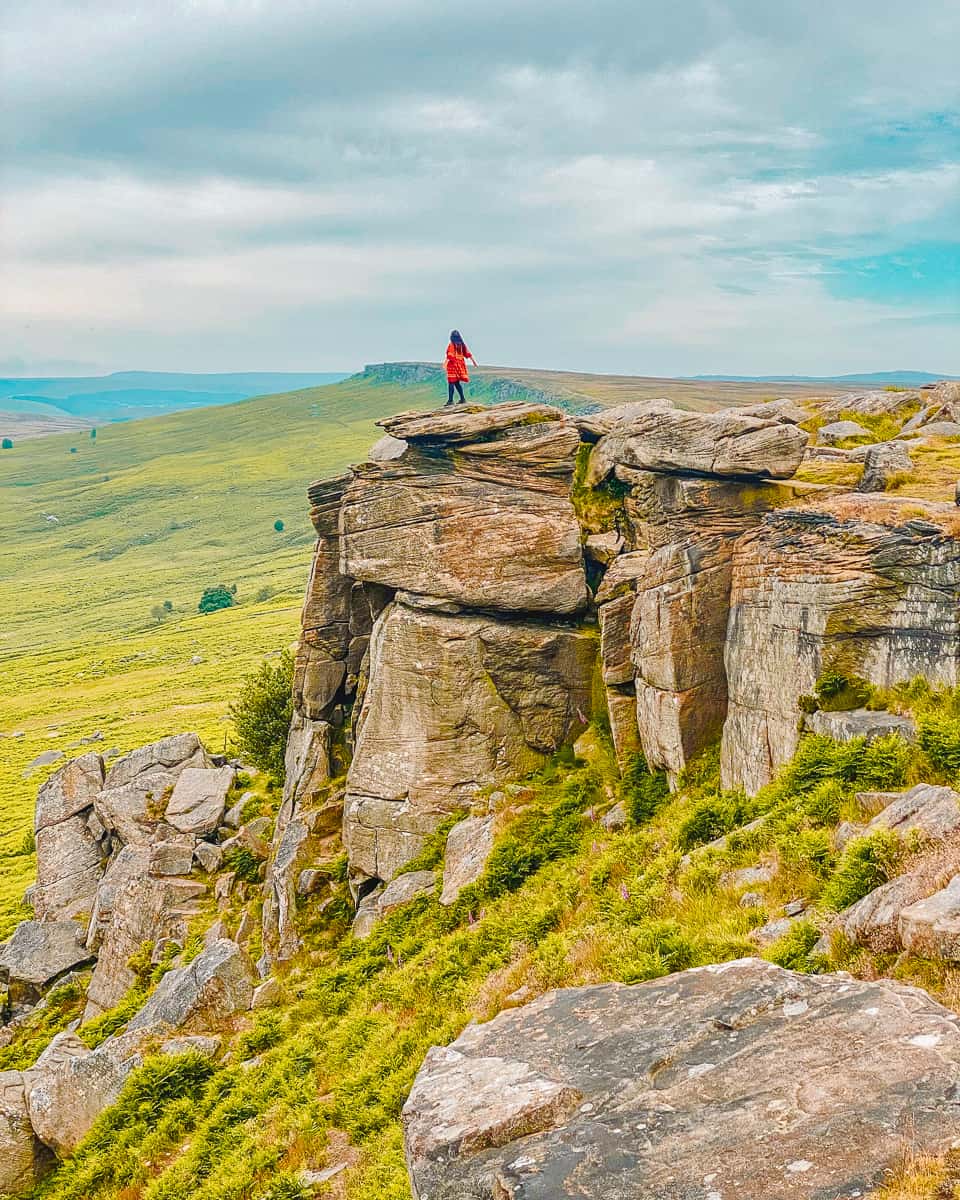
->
xmin=1 ymin=0 xmax=958 ymax=377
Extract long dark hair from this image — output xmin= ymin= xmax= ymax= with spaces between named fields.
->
xmin=450 ymin=329 xmax=465 ymax=348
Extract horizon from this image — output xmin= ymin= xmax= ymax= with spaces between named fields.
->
xmin=3 ymin=1 xmax=958 ymax=379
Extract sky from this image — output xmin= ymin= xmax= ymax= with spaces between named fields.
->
xmin=2 ymin=0 xmax=958 ymax=378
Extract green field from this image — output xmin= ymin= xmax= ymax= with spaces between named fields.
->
xmin=0 ymin=374 xmax=453 ymax=937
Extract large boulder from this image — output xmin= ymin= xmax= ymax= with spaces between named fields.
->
xmin=586 ymin=409 xmax=808 ymax=486
xmin=440 ymin=816 xmax=495 ymax=906
xmin=899 ymin=875 xmax=960 ymax=959
xmin=856 ymin=440 xmax=913 ymax=493
xmin=404 ymin=958 xmax=960 ymax=1199
xmin=0 ymin=920 xmax=94 ymax=1007
xmin=340 ymin=408 xmax=588 ymax=615
xmin=865 ymin=784 xmax=960 ymax=841
xmin=94 ymin=733 xmax=210 ymax=844
xmin=33 ymin=753 xmax=105 ymax=923
xmin=126 ymin=939 xmax=256 ymax=1034
xmin=817 ymin=419 xmax=871 ymax=446
xmin=722 ymin=498 xmax=960 ymax=793
xmin=803 ymin=707 xmax=916 ymax=743
xmin=24 ymin=1027 xmax=157 ymax=1157
xmin=164 ymin=765 xmax=234 ymax=835
xmin=0 ymin=1071 xmax=51 ymax=1195
xmin=343 ymin=601 xmax=595 ymax=883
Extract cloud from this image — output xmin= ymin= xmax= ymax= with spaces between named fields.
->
xmin=1 ymin=0 xmax=958 ymax=374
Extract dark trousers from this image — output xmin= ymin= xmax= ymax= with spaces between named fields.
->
xmin=447 ymin=381 xmax=465 ymax=405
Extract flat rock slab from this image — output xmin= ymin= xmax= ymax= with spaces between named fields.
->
xmin=804 ymin=708 xmax=916 ymax=744
xmin=0 ymin=920 xmax=93 ymax=988
xmin=866 ymin=783 xmax=960 ymax=842
xmin=379 ymin=402 xmax=561 ymax=444
xmin=404 ymin=958 xmax=960 ymax=1200
xmin=441 ymin=816 xmax=495 ymax=905
xmin=165 ymin=765 xmax=234 ymax=835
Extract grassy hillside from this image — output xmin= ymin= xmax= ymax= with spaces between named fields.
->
xmin=0 ymin=374 xmax=450 ymax=936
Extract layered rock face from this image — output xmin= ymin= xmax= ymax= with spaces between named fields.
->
xmin=722 ymin=496 xmax=960 ymax=793
xmin=404 ymin=958 xmax=960 ymax=1200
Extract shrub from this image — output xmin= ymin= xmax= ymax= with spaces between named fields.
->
xmin=766 ymin=920 xmax=821 ymax=970
xmin=918 ymin=712 xmax=960 ymax=778
xmin=163 ymin=599 xmax=173 ymax=612
xmin=198 ymin=584 xmax=235 ymax=614
xmin=90 ymin=428 xmax=97 ymax=439
xmin=815 ymin=669 xmax=872 ymax=712
xmin=223 ymin=845 xmax=263 ymax=884
xmin=273 ymin=519 xmax=285 ymax=532
xmin=1 ymin=437 xmax=12 ymax=450
xmin=236 ymin=1012 xmax=283 ymax=1059
xmin=230 ymin=650 xmax=294 ymax=779
xmin=820 ymin=831 xmax=901 ymax=911
xmin=620 ymin=754 xmax=670 ymax=826
xmin=677 ymin=794 xmax=746 ymax=852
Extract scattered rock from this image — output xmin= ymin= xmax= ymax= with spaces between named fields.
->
xmin=782 ymin=899 xmax=806 ymax=918
xmin=834 ymin=820 xmax=866 ymax=850
xmin=804 ymin=707 xmax=916 ymax=744
xmin=866 ymin=783 xmax=960 ymax=842
xmin=750 ymin=916 xmax=797 ymax=947
xmin=297 ymin=867 xmax=330 ymax=896
xmin=149 ymin=836 xmax=196 ymax=876
xmin=724 ymin=864 xmax=775 ymax=888
xmin=817 ymin=419 xmax=871 ymax=445
xmin=0 ymin=921 xmax=94 ymax=1006
xmin=403 ymin=958 xmax=960 ymax=1199
xmin=440 ymin=816 xmax=495 ymax=906
xmin=380 ymin=871 xmax=435 ymax=916
xmin=159 ymin=1034 xmax=221 ymax=1058
xmin=856 ymin=790 xmax=903 ymax=816
xmin=251 ymin=978 xmax=282 ymax=1009
xmin=600 ymin=802 xmax=627 ymax=833
xmin=25 ymin=1027 xmax=156 ymax=1156
xmin=917 ymin=420 xmax=960 ymax=438
xmin=739 ymin=891 xmax=763 ymax=909
xmin=899 ymin=876 xmax=960 ymax=960
xmin=165 ymin=766 xmax=234 ymax=836
xmin=214 ymin=871 xmax=237 ymax=908
xmin=856 ymin=440 xmax=913 ymax=492
xmin=127 ymin=939 xmax=256 ymax=1034
xmin=193 ymin=841 xmax=223 ymax=873
xmin=833 ymin=870 xmax=939 ymax=953
xmin=0 ymin=1070 xmax=51 ymax=1195
xmin=22 ymin=750 xmax=64 ymax=779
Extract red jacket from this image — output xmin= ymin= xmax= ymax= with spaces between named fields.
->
xmin=445 ymin=341 xmax=471 ymax=383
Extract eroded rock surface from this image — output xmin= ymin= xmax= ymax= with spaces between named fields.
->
xmin=0 ymin=921 xmax=93 ymax=1007
xmin=404 ymin=958 xmax=960 ymax=1199
xmin=0 ymin=1071 xmax=50 ymax=1195
xmin=344 ymin=601 xmax=594 ymax=883
xmin=33 ymin=753 xmax=105 ymax=923
xmin=95 ymin=733 xmax=210 ymax=843
xmin=127 ymin=938 xmax=255 ymax=1033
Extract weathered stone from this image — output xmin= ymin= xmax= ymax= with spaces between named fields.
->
xmin=159 ymin=1034 xmax=221 ymax=1058
xmin=251 ymin=978 xmax=282 ymax=1009
xmin=25 ymin=1026 xmax=158 ymax=1156
xmin=214 ymin=872 xmax=237 ymax=907
xmin=340 ymin=420 xmax=587 ymax=614
xmin=282 ymin=712 xmax=332 ymax=808
xmin=344 ymin=603 xmax=594 ymax=882
xmin=583 ymin=531 xmax=623 ymax=565
xmin=818 ymin=419 xmax=871 ymax=445
xmin=856 ymin=440 xmax=913 ymax=492
xmin=368 ymin=433 xmax=409 ymax=461
xmin=83 ymin=849 xmax=199 ymax=1021
xmin=574 ymin=398 xmax=676 ymax=441
xmin=866 ymin=784 xmax=960 ymax=841
xmin=0 ymin=1070 xmax=51 ymax=1195
xmin=739 ymin=891 xmax=763 ymax=909
xmin=165 ymin=766 xmax=234 ymax=836
xmin=600 ymin=802 xmax=627 ymax=832
xmin=296 ymin=867 xmax=330 ymax=896
xmin=804 ymin=707 xmax=916 ymax=743
xmin=404 ymin=959 xmax=960 ymax=1200
xmin=95 ymin=733 xmax=210 ymax=843
xmin=33 ymin=753 xmax=105 ymax=923
xmin=378 ymin=401 xmax=561 ymax=445
xmin=834 ymin=820 xmax=866 ymax=850
xmin=816 ymin=389 xmax=922 ymax=422
xmin=750 ymin=916 xmax=797 ymax=947
xmin=440 ymin=817 xmax=495 ymax=905
xmin=598 ymin=595 xmax=634 ymax=686
xmin=855 ymin=790 xmax=902 ymax=816
xmin=722 ymin=498 xmax=960 ymax=793
xmin=899 ymin=875 xmax=960 ymax=959
xmin=351 ymin=886 xmax=384 ymax=940
xmin=605 ymin=687 xmax=641 ymax=766
xmin=34 ymin=752 xmax=103 ymax=832
xmin=194 ymin=840 xmax=223 ymax=873
xmin=127 ymin=939 xmax=255 ymax=1033
xmin=919 ymin=420 xmax=960 ymax=438
xmin=594 ymin=549 xmax=649 ymax=604
xmin=587 ymin=408 xmax=808 ymax=486
xmin=835 ymin=870 xmax=940 ymax=953
xmin=724 ymin=864 xmax=775 ymax=888
xmin=149 ymin=836 xmax=196 ymax=876
xmin=0 ymin=921 xmax=93 ymax=1005
xmin=351 ymin=871 xmax=434 ymax=938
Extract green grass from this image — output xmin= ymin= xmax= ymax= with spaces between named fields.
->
xmin=0 ymin=375 xmax=450 ymax=937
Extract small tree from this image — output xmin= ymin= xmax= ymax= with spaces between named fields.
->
xmin=90 ymin=428 xmax=97 ymax=439
xmin=1 ymin=438 xmax=12 ymax=450
xmin=230 ymin=650 xmax=294 ymax=780
xmin=163 ymin=599 xmax=173 ymax=612
xmin=198 ymin=584 xmax=234 ymax=615
xmin=273 ymin=519 xmax=284 ymax=532
xmin=151 ymin=604 xmax=166 ymax=623
xmin=69 ymin=447 xmax=77 ymax=454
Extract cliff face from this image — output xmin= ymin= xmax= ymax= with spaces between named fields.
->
xmin=284 ymin=399 xmax=840 ymax=899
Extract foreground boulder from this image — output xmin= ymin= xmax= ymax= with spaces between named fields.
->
xmin=127 ymin=938 xmax=255 ymax=1033
xmin=0 ymin=1071 xmax=51 ymax=1194
xmin=0 ymin=920 xmax=93 ymax=1008
xmin=404 ymin=958 xmax=960 ymax=1199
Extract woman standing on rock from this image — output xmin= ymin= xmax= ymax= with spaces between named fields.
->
xmin=444 ymin=330 xmax=477 ymax=406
